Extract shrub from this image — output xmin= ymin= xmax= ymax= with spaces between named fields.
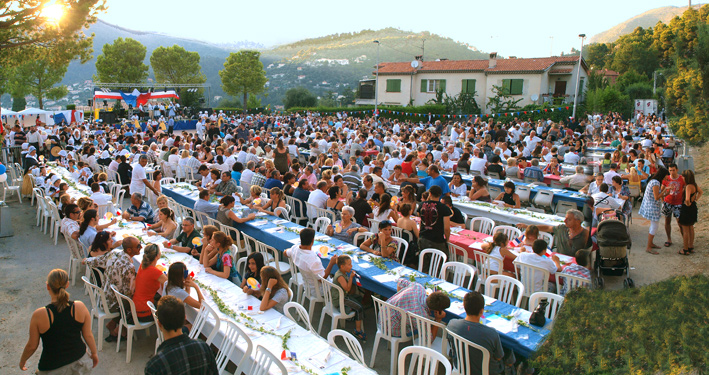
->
xmin=530 ymin=275 xmax=709 ymax=374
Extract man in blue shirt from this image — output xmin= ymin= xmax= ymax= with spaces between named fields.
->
xmin=402 ymin=165 xmax=450 ymax=196
xmin=523 ymin=158 xmax=545 ymax=182
xmin=123 ymin=192 xmax=155 ymax=224
xmin=263 ymin=170 xmax=284 ymax=192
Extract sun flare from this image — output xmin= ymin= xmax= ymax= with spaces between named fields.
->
xmin=41 ymin=2 xmax=64 ymax=23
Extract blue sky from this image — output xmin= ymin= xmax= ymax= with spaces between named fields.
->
xmin=101 ymin=0 xmax=698 ymax=57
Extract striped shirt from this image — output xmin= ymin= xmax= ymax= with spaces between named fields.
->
xmin=144 ymin=334 xmax=217 ymax=375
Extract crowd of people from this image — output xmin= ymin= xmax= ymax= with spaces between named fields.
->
xmin=10 ymin=107 xmax=699 ymax=374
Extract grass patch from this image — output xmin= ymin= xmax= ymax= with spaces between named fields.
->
xmin=530 ymin=275 xmax=709 ymax=374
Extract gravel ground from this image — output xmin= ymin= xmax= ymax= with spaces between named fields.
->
xmin=1 ymin=146 xmax=707 ymax=374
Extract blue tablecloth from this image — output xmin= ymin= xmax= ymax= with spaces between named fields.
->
xmin=440 ymin=173 xmax=587 ymax=209
xmin=161 ymin=185 xmax=551 ymax=357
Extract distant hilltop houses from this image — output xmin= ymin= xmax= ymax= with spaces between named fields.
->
xmin=357 ymin=53 xmax=590 ymax=114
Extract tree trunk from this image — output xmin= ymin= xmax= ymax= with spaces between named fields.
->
xmin=243 ymin=91 xmax=248 ymax=114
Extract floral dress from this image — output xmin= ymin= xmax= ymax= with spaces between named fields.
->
xmin=638 ymin=179 xmax=662 ymax=222
xmin=216 ymin=248 xmax=240 ymax=284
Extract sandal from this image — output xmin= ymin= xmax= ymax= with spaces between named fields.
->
xmin=646 ymin=249 xmax=659 ymax=255
xmin=688 ymin=248 xmax=695 ymax=253
xmin=678 ymin=249 xmax=691 ymax=256
xmin=664 ymin=242 xmax=672 ymax=247
xmin=353 ymin=330 xmax=367 ymax=342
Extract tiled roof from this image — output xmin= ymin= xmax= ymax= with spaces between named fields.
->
xmin=376 ymin=56 xmax=586 ymax=75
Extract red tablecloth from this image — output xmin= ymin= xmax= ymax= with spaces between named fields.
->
xmin=449 ymin=229 xmax=577 ymax=278
xmin=543 ymin=174 xmax=563 ymax=186
xmin=364 ymin=150 xmax=379 ymax=157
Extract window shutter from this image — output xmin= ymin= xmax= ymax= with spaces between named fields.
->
xmin=394 ymin=79 xmax=401 ymax=92
xmin=462 ymin=79 xmax=476 ymax=94
xmin=502 ymin=79 xmax=511 ymax=95
xmin=439 ymin=79 xmax=446 ymax=92
xmin=421 ymin=79 xmax=427 ymax=93
xmin=511 ymin=79 xmax=523 ymax=95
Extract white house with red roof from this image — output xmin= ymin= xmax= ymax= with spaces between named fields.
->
xmin=357 ymin=53 xmax=589 ymax=114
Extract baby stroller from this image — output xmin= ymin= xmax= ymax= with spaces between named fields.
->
xmin=594 ymin=217 xmax=634 ymax=289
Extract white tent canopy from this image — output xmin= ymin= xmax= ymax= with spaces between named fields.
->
xmin=1 ymin=108 xmax=19 ymax=116
xmin=18 ymin=107 xmax=54 ymax=127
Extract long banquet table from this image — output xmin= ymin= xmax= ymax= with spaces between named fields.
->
xmin=48 ymin=164 xmax=375 ymax=374
xmin=162 ymin=183 xmax=553 ymax=358
xmin=440 ymin=172 xmax=587 ymax=209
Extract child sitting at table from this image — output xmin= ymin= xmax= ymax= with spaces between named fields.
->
xmin=240 ymin=253 xmax=265 ymax=292
xmin=203 ymin=231 xmax=240 ymax=284
xmin=481 ymin=232 xmax=517 ymax=277
xmin=251 ymin=266 xmax=290 ymax=314
xmin=332 ymin=255 xmax=366 ymax=341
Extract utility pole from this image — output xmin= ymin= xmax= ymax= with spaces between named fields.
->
xmin=374 ymin=40 xmax=380 ymax=120
xmin=422 ymin=39 xmax=426 ymax=61
xmin=572 ymin=34 xmax=586 ymax=120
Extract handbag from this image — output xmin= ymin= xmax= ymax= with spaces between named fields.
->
xmin=529 ymin=300 xmax=548 ymax=327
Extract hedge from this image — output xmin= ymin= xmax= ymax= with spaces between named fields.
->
xmin=530 ymin=275 xmax=709 ymax=374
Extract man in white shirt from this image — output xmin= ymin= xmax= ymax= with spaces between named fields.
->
xmin=306 ymin=181 xmax=329 ymax=218
xmin=603 ymin=163 xmax=621 ymax=185
xmin=236 ymin=146 xmax=248 ymax=164
xmin=90 ymin=182 xmax=113 ymax=207
xmin=516 ymin=239 xmax=562 ymax=293
xmin=384 ymin=150 xmax=402 ymax=171
xmin=129 ymin=155 xmax=159 ymax=197
xmin=438 ymin=153 xmax=456 ymax=172
xmin=563 ymin=150 xmax=580 ymax=165
xmin=469 ymin=149 xmax=487 ymax=175
xmin=523 ymin=131 xmax=542 ymax=150
xmin=240 ymin=161 xmax=255 ymax=185
xmin=283 ymin=228 xmax=338 ymax=296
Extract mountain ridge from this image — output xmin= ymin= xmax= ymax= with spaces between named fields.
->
xmin=590 ymin=5 xmax=703 ymax=44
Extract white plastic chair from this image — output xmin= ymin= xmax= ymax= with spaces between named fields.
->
xmin=284 ymin=301 xmax=317 ymax=335
xmin=448 ymin=329 xmax=490 ymax=375
xmin=516 ymin=185 xmax=531 ymax=205
xmin=468 ymin=217 xmax=495 ymax=235
xmin=448 ymin=243 xmax=470 ymax=265
xmin=82 ymin=276 xmax=119 ymax=351
xmin=514 ymin=259 xmax=551 ymax=298
xmin=439 ymin=261 xmax=476 ymax=290
xmin=539 ymin=231 xmax=555 ymax=249
xmin=327 ymin=329 xmax=366 ymax=367
xmin=46 ymin=200 xmax=62 ymax=245
xmin=484 ymin=275 xmax=524 ymax=308
xmin=285 ymin=195 xmax=307 ymax=225
xmin=314 ymin=217 xmax=331 ymax=233
xmin=370 ymin=296 xmax=414 ymax=373
xmin=471 ymin=251 xmax=502 ymax=292
xmin=257 ymin=242 xmax=290 ymax=277
xmin=274 ymin=206 xmax=290 ymax=220
xmin=392 ymin=236 xmax=409 ymax=264
xmin=397 ymin=346 xmax=452 ymax=375
xmin=189 ymin=302 xmax=220 ymax=345
xmin=250 ymin=344 xmax=287 ymax=375
xmin=492 ymin=225 xmax=522 ymax=241
xmin=528 ymin=292 xmax=564 ymax=321
xmin=146 ymin=301 xmax=163 ymax=355
xmin=554 ymin=200 xmax=577 ymax=217
xmin=318 ymin=275 xmax=356 ymax=334
xmin=418 ymin=248 xmax=447 ymax=277
xmin=160 ymin=177 xmax=176 ymax=185
xmin=297 ymin=266 xmax=325 ymax=324
xmin=216 ymin=320 xmax=253 ymax=375
xmin=65 ymin=237 xmax=84 ymax=286
xmin=111 ymin=285 xmax=155 ymax=363
xmin=407 ymin=311 xmax=448 ymax=360
xmin=555 ymin=272 xmax=591 ymax=296
xmin=286 ymin=257 xmax=305 ymax=303
xmin=2 ymin=179 xmax=22 ymax=203
xmin=353 ymin=231 xmax=374 ymax=247
xmin=32 ymin=187 xmax=44 ymax=209
xmin=532 ymin=190 xmax=554 ymax=212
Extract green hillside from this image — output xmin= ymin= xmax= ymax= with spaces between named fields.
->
xmin=590 ymin=5 xmax=701 ymax=43
xmin=5 ymin=22 xmax=486 ymax=109
xmin=261 ymin=28 xmax=488 ymax=106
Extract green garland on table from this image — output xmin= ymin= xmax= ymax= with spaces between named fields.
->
xmin=424 ymin=282 xmax=460 ymax=300
xmin=193 ymin=280 xmax=329 ymax=375
xmin=135 ymin=235 xmax=147 ymax=245
xmin=369 ymin=256 xmax=389 ymax=272
xmin=60 ymin=177 xmax=90 ymax=196
xmin=483 ymin=309 xmax=542 ymax=333
xmin=457 ymin=199 xmax=563 ymax=223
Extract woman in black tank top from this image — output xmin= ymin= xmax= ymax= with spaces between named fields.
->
xmin=20 ymin=269 xmax=98 ymax=372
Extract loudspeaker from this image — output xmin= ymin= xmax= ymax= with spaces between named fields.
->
xmin=87 ymin=100 xmax=93 ymax=106
xmin=103 ymin=100 xmax=108 ymax=106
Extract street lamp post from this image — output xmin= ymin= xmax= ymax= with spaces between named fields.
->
xmin=653 ymin=71 xmax=662 ymax=95
xmin=374 ymin=40 xmax=380 ymax=120
xmin=571 ymin=34 xmax=586 ymax=121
